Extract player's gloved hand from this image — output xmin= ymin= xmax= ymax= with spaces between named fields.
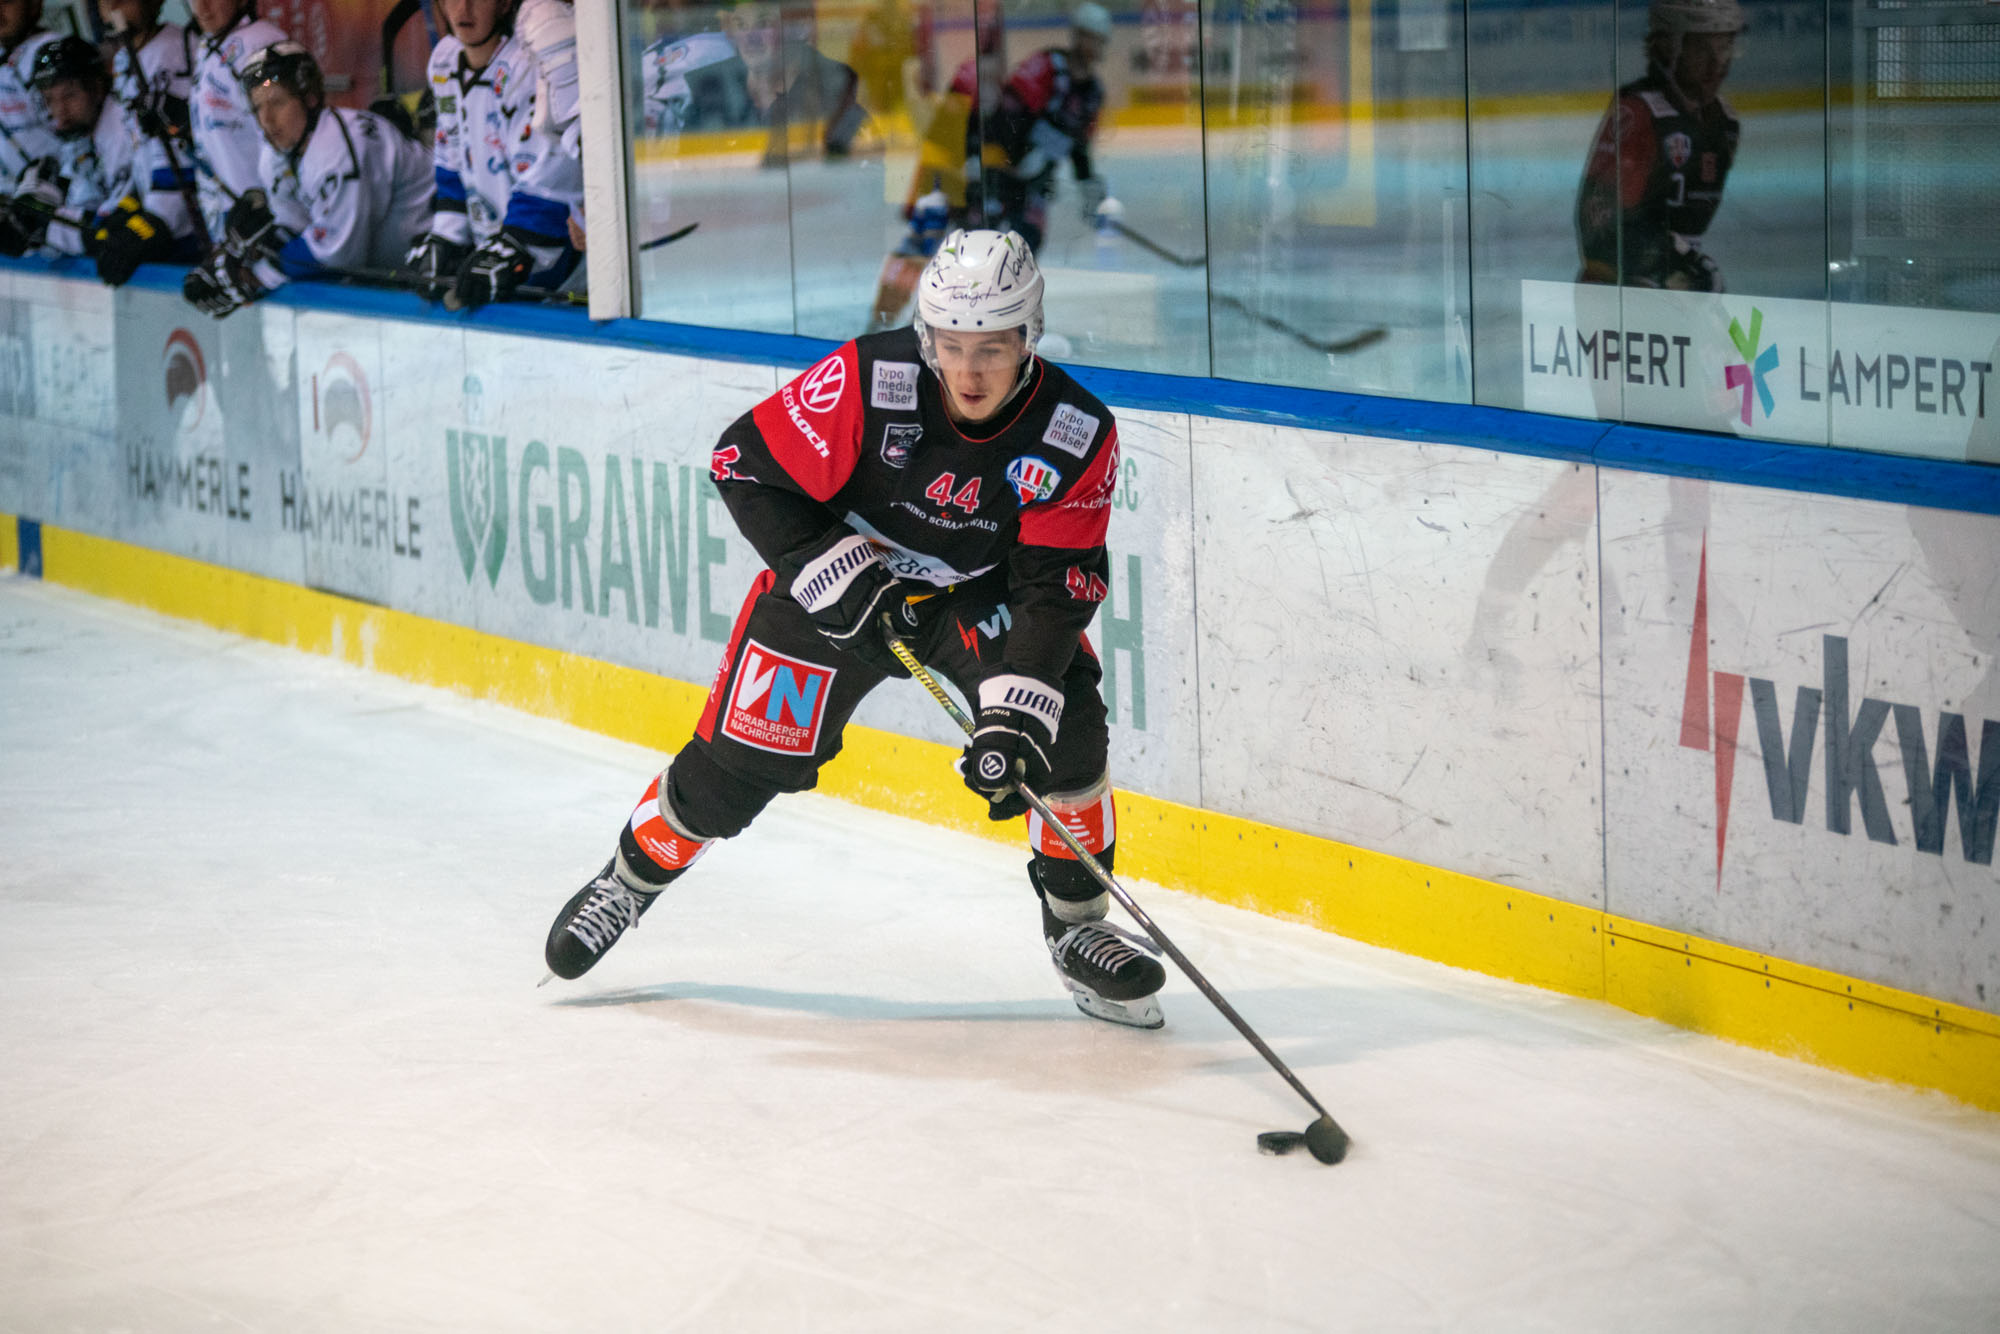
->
xmin=1664 ymin=236 xmax=1724 ymax=293
xmin=783 ymin=527 xmax=912 ymax=678
xmin=404 ymin=232 xmax=469 ymax=300
xmin=223 ymin=187 xmax=277 ymax=257
xmin=90 ymin=196 xmax=175 ymax=286
xmin=450 ymin=229 xmax=536 ymax=309
xmin=958 ymin=674 xmax=1061 ymax=820
xmin=183 ymin=254 xmax=252 ymax=318
xmin=1077 ymin=174 xmax=1108 ymax=220
xmin=131 ymin=89 xmax=191 ymax=141
xmin=0 ymin=157 xmax=66 ymax=254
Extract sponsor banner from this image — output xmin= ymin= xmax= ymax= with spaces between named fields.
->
xmin=110 ymin=288 xmax=302 ymax=583
xmin=1193 ymin=421 xmax=1606 ymax=905
xmin=0 ymin=273 xmax=116 ymax=530
xmin=295 ymin=311 xmax=403 ymax=604
xmin=1520 ymin=279 xmax=2000 ymax=462
xmin=1600 ymin=469 xmax=1999 ymax=1011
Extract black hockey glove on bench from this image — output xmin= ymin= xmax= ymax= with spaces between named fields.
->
xmin=958 ymin=674 xmax=1060 ymax=820
xmin=785 ymin=527 xmax=915 ymax=678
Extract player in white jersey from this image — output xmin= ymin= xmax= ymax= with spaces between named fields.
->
xmin=182 ymin=42 xmax=435 ymax=317
xmin=0 ymin=0 xmax=59 ymax=191
xmin=99 ymin=0 xmax=204 ymax=245
xmin=0 ymin=35 xmax=197 ymax=282
xmin=187 ymin=0 xmax=289 ymax=241
xmin=404 ymin=0 xmax=583 ymax=308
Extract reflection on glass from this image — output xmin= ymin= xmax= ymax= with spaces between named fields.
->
xmin=1203 ymin=0 xmax=1467 ymax=399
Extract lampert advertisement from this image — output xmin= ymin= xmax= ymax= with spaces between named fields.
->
xmin=1521 ymin=280 xmax=2000 ymax=463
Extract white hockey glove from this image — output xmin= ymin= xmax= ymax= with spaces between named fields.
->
xmin=0 ymin=157 xmax=65 ymax=255
xmin=958 ymin=674 xmax=1061 ymax=820
xmin=182 ymin=253 xmax=254 ymax=318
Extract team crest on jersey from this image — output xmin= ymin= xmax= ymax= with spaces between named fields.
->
xmin=1007 ymin=455 xmax=1061 ymax=504
xmin=1665 ymin=132 xmax=1691 ymax=169
xmin=880 ymin=422 xmax=922 ymax=467
xmin=1042 ymin=402 xmax=1099 ymax=458
xmin=871 ymin=360 xmax=919 ymax=410
xmin=799 ymin=354 xmax=846 ymax=414
xmin=722 ymin=640 xmax=835 ymax=756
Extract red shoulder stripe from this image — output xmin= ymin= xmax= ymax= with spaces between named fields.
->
xmin=748 ymin=343 xmax=865 ymax=502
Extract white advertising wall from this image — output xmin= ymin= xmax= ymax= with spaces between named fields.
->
xmin=4 ymin=271 xmax=1994 ymax=1017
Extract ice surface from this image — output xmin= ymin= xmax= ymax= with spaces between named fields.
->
xmin=3 ymin=576 xmax=1998 ymax=1331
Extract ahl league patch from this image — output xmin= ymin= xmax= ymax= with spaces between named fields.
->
xmin=1006 ymin=455 xmax=1061 ymax=504
xmin=722 ymin=640 xmax=836 ymax=755
xmin=880 ymin=421 xmax=923 ymax=467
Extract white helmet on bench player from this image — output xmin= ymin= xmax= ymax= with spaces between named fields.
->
xmin=913 ymin=229 xmax=1044 ymax=374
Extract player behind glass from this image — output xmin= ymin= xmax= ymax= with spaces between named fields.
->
xmin=404 ymin=0 xmax=585 ymax=309
xmin=0 ymin=0 xmax=59 ymax=193
xmin=638 ymin=0 xmax=866 ymax=161
xmin=0 ymin=35 xmax=198 ymax=283
xmin=543 ymin=229 xmax=1167 ymax=1029
xmin=975 ymin=1 xmax=1113 ymax=254
xmin=187 ymin=0 xmax=290 ymax=244
xmin=182 ymin=42 xmax=434 ymax=317
xmin=1575 ymin=0 xmax=1743 ymax=292
xmin=98 ymin=0 xmax=202 ymax=246
xmin=863 ymin=1 xmax=1005 ymax=333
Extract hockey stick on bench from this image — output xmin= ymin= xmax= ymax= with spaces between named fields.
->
xmin=882 ymin=622 xmax=1351 ymax=1166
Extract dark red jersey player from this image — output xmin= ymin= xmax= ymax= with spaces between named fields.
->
xmin=544 ymin=228 xmax=1166 ymax=1029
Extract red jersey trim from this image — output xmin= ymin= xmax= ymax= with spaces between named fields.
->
xmin=748 ymin=343 xmax=865 ymax=503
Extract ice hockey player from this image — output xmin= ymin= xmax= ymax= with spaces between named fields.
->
xmin=1575 ymin=0 xmax=1743 ymax=292
xmin=975 ymin=1 xmax=1114 ymax=254
xmin=543 ymin=228 xmax=1167 ymax=1029
xmin=99 ymin=0 xmax=203 ymax=245
xmin=0 ymin=0 xmax=60 ymax=193
xmin=0 ymin=34 xmax=196 ymax=283
xmin=182 ymin=42 xmax=433 ymax=317
xmin=403 ymin=0 xmax=584 ymax=309
xmin=188 ymin=0 xmax=291 ymax=243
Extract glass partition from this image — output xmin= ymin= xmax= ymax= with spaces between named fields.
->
xmin=612 ymin=0 xmax=1999 ymax=467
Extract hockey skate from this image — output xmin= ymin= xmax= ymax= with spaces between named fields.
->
xmin=1042 ymin=898 xmax=1166 ymax=1030
xmin=544 ymin=859 xmax=660 ymax=980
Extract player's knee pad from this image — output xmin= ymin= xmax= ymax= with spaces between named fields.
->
xmin=662 ymin=744 xmax=782 ymax=842
xmin=616 ymin=771 xmax=712 ymax=888
xmin=1027 ymin=771 xmax=1116 ymax=921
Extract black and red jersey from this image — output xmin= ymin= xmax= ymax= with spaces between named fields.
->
xmin=713 ymin=326 xmax=1119 ymax=687
xmin=984 ymin=47 xmax=1103 ymax=185
xmin=1575 ymin=66 xmax=1739 ymax=286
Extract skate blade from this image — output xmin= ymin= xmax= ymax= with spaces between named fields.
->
xmin=1062 ymin=978 xmax=1164 ymax=1030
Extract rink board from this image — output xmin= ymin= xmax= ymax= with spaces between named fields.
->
xmin=2 ymin=262 xmax=1997 ymax=1112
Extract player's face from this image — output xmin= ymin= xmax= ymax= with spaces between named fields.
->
xmin=932 ymin=328 xmax=1025 ymax=425
xmin=1071 ymin=29 xmax=1106 ymax=74
xmin=440 ymin=0 xmax=507 ymax=52
xmin=42 ymin=79 xmax=102 ymax=137
xmin=1676 ymin=31 xmax=1736 ymax=103
xmin=251 ymin=81 xmax=309 ymax=153
xmin=96 ymin=0 xmax=159 ymax=38
xmin=720 ymin=2 xmax=781 ymax=74
xmin=0 ymin=0 xmax=39 ymax=47
xmin=187 ymin=0 xmax=245 ymax=36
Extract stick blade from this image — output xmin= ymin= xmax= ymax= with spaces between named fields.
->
xmin=1304 ymin=1114 xmax=1350 ymax=1164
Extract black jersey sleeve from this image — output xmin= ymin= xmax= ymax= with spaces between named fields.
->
xmin=1001 ymin=416 xmax=1120 ymax=687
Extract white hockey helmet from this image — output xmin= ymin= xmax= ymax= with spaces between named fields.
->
xmin=1649 ymin=0 xmax=1744 ymax=37
xmin=913 ymin=229 xmax=1044 ymax=372
xmin=1070 ymin=2 xmax=1113 ymax=40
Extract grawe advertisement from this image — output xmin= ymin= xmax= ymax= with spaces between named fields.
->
xmin=1521 ymin=280 xmax=2000 ymax=463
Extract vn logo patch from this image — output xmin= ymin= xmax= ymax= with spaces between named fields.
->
xmin=723 ymin=640 xmax=835 ymax=755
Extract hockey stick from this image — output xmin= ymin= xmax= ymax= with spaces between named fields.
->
xmin=1210 ymin=292 xmax=1387 ymax=357
xmin=882 ymin=624 xmax=1351 ymax=1166
xmin=1106 ymin=218 xmax=1204 ymax=269
xmin=639 ymin=221 xmax=699 ymax=251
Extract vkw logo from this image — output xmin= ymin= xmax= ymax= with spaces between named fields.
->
xmin=314 ymin=351 xmax=372 ymax=461
xmin=163 ymin=328 xmax=207 ymax=432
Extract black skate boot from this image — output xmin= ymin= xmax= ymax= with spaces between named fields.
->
xmin=545 ymin=859 xmax=660 ymax=980
xmin=1035 ymin=864 xmax=1166 ymax=1029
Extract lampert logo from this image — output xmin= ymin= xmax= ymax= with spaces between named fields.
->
xmin=163 ymin=328 xmax=207 ymax=432
xmin=1677 ymin=536 xmax=1998 ymax=888
xmin=313 ymin=352 xmax=372 ymax=461
xmin=1723 ymin=307 xmax=1779 ymax=427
